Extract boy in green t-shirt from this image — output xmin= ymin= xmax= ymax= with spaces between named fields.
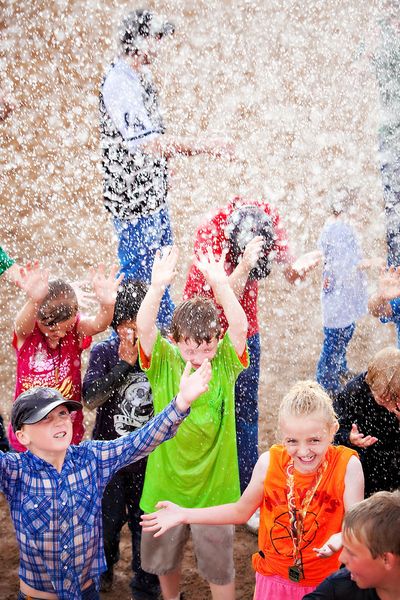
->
xmin=137 ymin=245 xmax=248 ymax=600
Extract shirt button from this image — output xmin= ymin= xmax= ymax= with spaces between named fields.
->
xmin=64 ymin=545 xmax=68 ymax=549
xmin=64 ymin=566 xmax=68 ymax=570
xmin=34 ymin=504 xmax=38 ymax=508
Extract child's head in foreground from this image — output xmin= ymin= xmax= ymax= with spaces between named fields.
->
xmin=11 ymin=387 xmax=82 ymax=455
xmin=36 ymin=279 xmax=78 ymax=347
xmin=340 ymin=490 xmax=400 ymax=589
xmin=170 ymin=297 xmax=221 ymax=369
xmin=278 ymin=380 xmax=339 ymax=474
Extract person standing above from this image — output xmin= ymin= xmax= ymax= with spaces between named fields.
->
xmin=100 ymin=9 xmax=233 ymax=328
xmin=183 ymin=195 xmax=320 ymax=497
xmin=316 ymin=188 xmax=369 ymax=396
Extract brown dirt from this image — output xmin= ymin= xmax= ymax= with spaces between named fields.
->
xmin=0 ymin=1 xmax=395 ymax=599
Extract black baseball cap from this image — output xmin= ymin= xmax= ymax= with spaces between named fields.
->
xmin=11 ymin=387 xmax=82 ymax=433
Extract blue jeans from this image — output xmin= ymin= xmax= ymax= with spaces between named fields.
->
xmin=114 ymin=207 xmax=175 ymax=329
xmin=316 ymin=323 xmax=355 ymax=394
xmin=235 ymin=333 xmax=260 ymax=492
xmin=102 ymin=464 xmax=160 ymax=599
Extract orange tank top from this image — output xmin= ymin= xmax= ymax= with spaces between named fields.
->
xmin=252 ymin=444 xmax=358 ymax=587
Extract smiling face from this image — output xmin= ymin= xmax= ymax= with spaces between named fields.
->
xmin=339 ymin=532 xmax=387 ymax=589
xmin=38 ymin=315 xmax=77 ymax=349
xmin=176 ymin=337 xmax=219 ymax=370
xmin=281 ymin=413 xmax=337 ymax=474
xmin=16 ymin=405 xmax=73 ymax=459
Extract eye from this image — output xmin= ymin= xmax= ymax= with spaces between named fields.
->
xmin=285 ymin=439 xmax=297 ymax=445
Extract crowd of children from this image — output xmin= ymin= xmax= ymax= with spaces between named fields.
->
xmin=1 ymin=7 xmax=400 ymax=600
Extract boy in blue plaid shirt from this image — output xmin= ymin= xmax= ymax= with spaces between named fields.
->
xmin=0 ymin=360 xmax=211 ymax=600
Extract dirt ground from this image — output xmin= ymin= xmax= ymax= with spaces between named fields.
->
xmin=0 ymin=1 xmax=396 ymax=598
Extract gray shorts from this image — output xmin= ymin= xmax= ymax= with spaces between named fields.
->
xmin=141 ymin=523 xmax=235 ymax=586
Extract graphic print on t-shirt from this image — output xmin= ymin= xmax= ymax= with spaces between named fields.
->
xmin=114 ymin=371 xmax=154 ymax=436
xmin=270 ymin=510 xmax=319 ymax=557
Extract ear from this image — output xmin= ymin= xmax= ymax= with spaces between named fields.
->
xmin=330 ymin=421 xmax=339 ymax=437
xmin=15 ymin=428 xmax=30 ymax=447
xmin=382 ymin=551 xmax=398 ymax=571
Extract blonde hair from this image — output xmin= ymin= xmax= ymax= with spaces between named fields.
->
xmin=278 ymin=380 xmax=338 ymax=429
xmin=365 ymin=347 xmax=400 ymax=399
xmin=343 ymin=490 xmax=400 ymax=558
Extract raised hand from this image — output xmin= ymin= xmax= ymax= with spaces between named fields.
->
xmin=378 ymin=265 xmax=400 ymax=301
xmin=118 ymin=322 xmax=138 ymax=366
xmin=194 ymin=247 xmax=229 ymax=291
xmin=90 ymin=264 xmax=124 ymax=307
xmin=141 ymin=501 xmax=185 ymax=537
xmin=175 ymin=359 xmax=212 ymax=412
xmin=241 ymin=236 xmax=265 ymax=270
xmin=18 ymin=261 xmax=49 ymax=303
xmin=151 ymin=246 xmax=179 ymax=290
xmin=349 ymin=423 xmax=378 ymax=448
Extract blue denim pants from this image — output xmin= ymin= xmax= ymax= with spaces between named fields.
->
xmin=235 ymin=333 xmax=261 ymax=492
xmin=113 ymin=207 xmax=175 ymax=329
xmin=316 ymin=323 xmax=355 ymax=394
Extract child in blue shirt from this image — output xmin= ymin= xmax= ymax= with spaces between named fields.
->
xmin=0 ymin=360 xmax=211 ymax=600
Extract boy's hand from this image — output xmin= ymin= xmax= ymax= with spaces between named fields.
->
xmin=349 ymin=423 xmax=378 ymax=448
xmin=151 ymin=246 xmax=179 ymax=291
xmin=175 ymin=359 xmax=212 ymax=412
xmin=140 ymin=501 xmax=186 ymax=537
xmin=194 ymin=247 xmax=229 ymax=292
xmin=378 ymin=265 xmax=400 ymax=301
xmin=118 ymin=323 xmax=138 ymax=366
xmin=90 ymin=265 xmax=124 ymax=306
xmin=18 ymin=261 xmax=49 ymax=303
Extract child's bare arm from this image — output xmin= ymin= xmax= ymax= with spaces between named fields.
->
xmin=137 ymin=246 xmax=179 ymax=357
xmin=368 ymin=266 xmax=400 ymax=317
xmin=194 ymin=248 xmax=248 ymax=355
xmin=14 ymin=263 xmax=49 ymax=343
xmin=78 ymin=265 xmax=123 ymax=337
xmin=141 ymin=451 xmax=268 ymax=536
xmin=229 ymin=236 xmax=265 ymax=298
xmin=313 ymin=455 xmax=364 ymax=558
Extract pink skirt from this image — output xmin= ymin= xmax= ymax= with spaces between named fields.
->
xmin=254 ymin=573 xmax=316 ymax=600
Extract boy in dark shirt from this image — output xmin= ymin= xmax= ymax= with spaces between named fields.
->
xmin=303 ymin=490 xmax=400 ymax=600
xmin=83 ymin=279 xmax=159 ymax=599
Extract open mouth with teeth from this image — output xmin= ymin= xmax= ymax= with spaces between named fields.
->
xmin=54 ymin=432 xmax=67 ymax=438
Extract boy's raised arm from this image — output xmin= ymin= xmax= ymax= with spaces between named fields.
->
xmin=137 ymin=246 xmax=179 ymax=357
xmin=194 ymin=248 xmax=248 ymax=355
xmin=78 ymin=265 xmax=123 ymax=337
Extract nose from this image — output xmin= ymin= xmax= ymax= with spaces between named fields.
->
xmin=296 ymin=443 xmax=310 ymax=456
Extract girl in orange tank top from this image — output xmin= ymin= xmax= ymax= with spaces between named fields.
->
xmin=141 ymin=381 xmax=364 ymax=600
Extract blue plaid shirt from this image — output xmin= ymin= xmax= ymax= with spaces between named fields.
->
xmin=0 ymin=398 xmax=187 ymax=600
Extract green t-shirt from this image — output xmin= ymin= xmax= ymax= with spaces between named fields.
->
xmin=0 ymin=246 xmax=15 ymax=276
xmin=139 ymin=331 xmax=247 ymax=512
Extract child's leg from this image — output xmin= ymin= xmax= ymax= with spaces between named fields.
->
xmin=159 ymin=569 xmax=182 ymax=599
xmin=126 ymin=466 xmax=160 ymax=598
xmin=191 ymin=524 xmax=235 ymax=600
xmin=316 ymin=324 xmax=355 ymax=394
xmin=101 ymin=470 xmax=126 ymax=587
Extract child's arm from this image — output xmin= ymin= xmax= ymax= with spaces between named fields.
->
xmin=313 ymin=455 xmax=364 ymax=558
xmin=141 ymin=451 xmax=268 ymax=536
xmin=194 ymin=247 xmax=248 ymax=355
xmin=14 ymin=262 xmax=49 ymax=344
xmin=368 ymin=265 xmax=400 ymax=318
xmin=136 ymin=246 xmax=179 ymax=357
xmin=228 ymin=236 xmax=265 ymax=298
xmin=78 ymin=265 xmax=124 ymax=337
